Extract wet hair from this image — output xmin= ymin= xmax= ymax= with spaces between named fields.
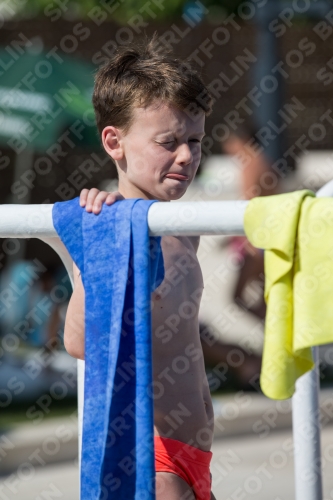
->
xmin=92 ymin=32 xmax=213 ymax=136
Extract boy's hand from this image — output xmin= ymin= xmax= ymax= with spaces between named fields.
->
xmin=80 ymin=188 xmax=124 ymax=214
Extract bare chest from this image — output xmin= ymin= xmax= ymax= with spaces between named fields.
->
xmin=151 ymin=236 xmax=204 ymax=343
xmin=152 ymin=235 xmax=203 ymax=303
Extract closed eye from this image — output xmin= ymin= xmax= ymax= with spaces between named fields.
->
xmin=157 ymin=139 xmax=201 ymax=145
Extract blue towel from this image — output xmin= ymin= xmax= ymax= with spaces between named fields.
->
xmin=52 ymin=197 xmax=164 ymax=500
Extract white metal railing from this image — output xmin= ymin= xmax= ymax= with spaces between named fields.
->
xmin=0 ymin=189 xmax=328 ymax=500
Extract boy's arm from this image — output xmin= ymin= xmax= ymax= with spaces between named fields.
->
xmin=189 ymin=236 xmax=200 ymax=253
xmin=64 ymin=188 xmax=123 ymax=359
xmin=64 ymin=261 xmax=85 ymax=360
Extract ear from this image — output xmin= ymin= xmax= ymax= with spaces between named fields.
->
xmin=101 ymin=126 xmax=124 ymax=161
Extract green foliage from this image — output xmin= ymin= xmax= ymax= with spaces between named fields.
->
xmin=16 ymin=0 xmax=245 ymax=23
xmin=17 ymin=0 xmax=332 ymax=23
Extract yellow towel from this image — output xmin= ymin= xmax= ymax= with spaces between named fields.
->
xmin=244 ymin=189 xmax=333 ymax=399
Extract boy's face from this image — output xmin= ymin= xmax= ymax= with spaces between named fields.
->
xmin=113 ymin=102 xmax=205 ymax=201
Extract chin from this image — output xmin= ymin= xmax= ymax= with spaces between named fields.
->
xmin=165 ymin=189 xmax=187 ymax=201
xmin=170 ymin=192 xmax=186 ymax=200
xmin=154 ymin=182 xmax=190 ymax=202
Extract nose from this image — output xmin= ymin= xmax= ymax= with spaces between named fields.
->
xmin=176 ymin=142 xmax=193 ymax=166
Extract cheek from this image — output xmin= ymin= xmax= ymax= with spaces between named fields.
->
xmin=149 ymin=144 xmax=172 ymax=162
xmin=128 ymin=153 xmax=165 ymax=182
xmin=125 ymin=140 xmax=148 ymax=167
xmin=191 ymin=145 xmax=202 ymax=163
xmin=128 ymin=155 xmax=147 ymax=175
xmin=126 ymin=143 xmax=173 ymax=180
xmin=146 ymin=145 xmax=174 ymax=173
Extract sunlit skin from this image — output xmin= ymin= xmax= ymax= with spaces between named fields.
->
xmin=64 ymin=102 xmax=217 ymax=500
xmin=101 ymin=102 xmax=205 ymax=202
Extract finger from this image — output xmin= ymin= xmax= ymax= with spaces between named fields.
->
xmin=92 ymin=191 xmax=110 ymax=213
xmin=79 ymin=189 xmax=89 ymax=206
xmin=85 ymin=188 xmax=102 ymax=211
xmin=104 ymin=193 xmax=119 ymax=205
xmin=106 ymin=192 xmax=125 ymax=203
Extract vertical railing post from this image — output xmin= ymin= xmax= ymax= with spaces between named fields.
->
xmin=291 ymin=181 xmax=333 ymax=500
xmin=292 ymin=347 xmax=322 ymax=500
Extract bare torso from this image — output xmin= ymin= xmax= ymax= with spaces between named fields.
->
xmin=151 ymin=235 xmax=214 ymax=452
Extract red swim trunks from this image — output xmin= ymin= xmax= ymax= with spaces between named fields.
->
xmin=154 ymin=436 xmax=213 ymax=500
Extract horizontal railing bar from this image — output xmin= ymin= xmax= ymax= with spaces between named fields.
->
xmin=0 ymin=201 xmax=248 ymax=238
xmin=147 ymin=201 xmax=248 ymax=236
xmin=0 ymin=204 xmax=55 ymax=238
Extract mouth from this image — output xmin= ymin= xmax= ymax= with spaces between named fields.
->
xmin=165 ymin=173 xmax=189 ymax=181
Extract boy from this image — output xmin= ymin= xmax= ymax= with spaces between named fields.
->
xmin=64 ymin=34 xmax=217 ymax=500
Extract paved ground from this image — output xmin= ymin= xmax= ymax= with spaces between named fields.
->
xmin=211 ymin=425 xmax=333 ymax=500
xmin=0 ymin=459 xmax=79 ymax=500
xmin=1 ymin=425 xmax=333 ymax=500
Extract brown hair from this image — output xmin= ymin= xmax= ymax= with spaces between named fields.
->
xmin=92 ymin=32 xmax=213 ymax=136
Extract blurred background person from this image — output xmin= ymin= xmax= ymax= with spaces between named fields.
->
xmin=221 ymin=126 xmax=282 ymax=322
xmin=197 ymin=125 xmax=283 ymax=392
